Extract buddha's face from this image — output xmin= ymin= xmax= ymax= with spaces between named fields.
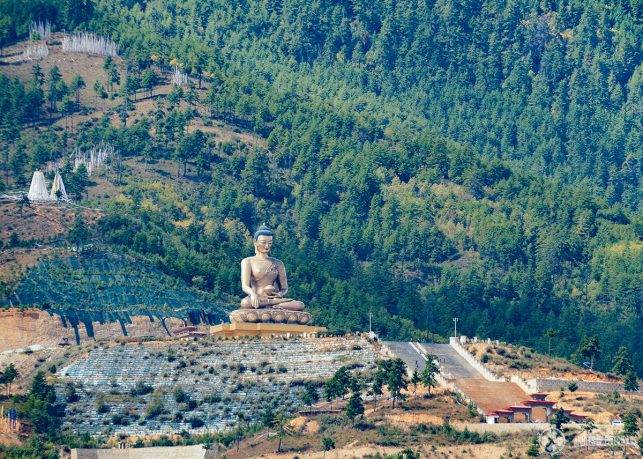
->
xmin=254 ymin=235 xmax=273 ymax=254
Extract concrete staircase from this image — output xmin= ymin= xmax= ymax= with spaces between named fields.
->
xmin=383 ymin=339 xmax=589 ymax=424
xmin=455 ymin=379 xmax=527 ymax=414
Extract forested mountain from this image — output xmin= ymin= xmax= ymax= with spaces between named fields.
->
xmin=86 ymin=0 xmax=641 ymax=197
xmin=0 ymin=0 xmax=641 ymax=375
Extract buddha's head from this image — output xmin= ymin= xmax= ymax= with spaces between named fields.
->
xmin=253 ymin=225 xmax=273 ymax=255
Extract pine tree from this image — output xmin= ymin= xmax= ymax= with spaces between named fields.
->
xmin=345 ymin=392 xmax=364 ymax=426
xmin=623 ymin=370 xmax=639 ymax=393
xmin=411 ymin=368 xmax=421 ymax=398
xmin=141 ymin=68 xmax=158 ymax=98
xmin=0 ymin=15 xmax=10 ymax=57
xmin=302 ymin=382 xmax=319 ymax=407
xmin=324 ymin=377 xmax=341 ymax=409
xmin=611 ymin=346 xmax=634 ymax=375
xmin=47 ymin=65 xmax=62 ymax=116
xmin=551 ymin=408 xmax=569 ymax=430
xmin=623 ymin=413 xmax=638 ymax=439
xmin=270 ymin=409 xmax=295 ymax=453
xmin=420 ymin=358 xmax=439 ymax=395
xmin=68 ymin=214 xmax=91 ymax=253
xmin=322 ymin=437 xmax=335 ymax=458
xmin=582 ymin=419 xmax=596 ymax=450
xmin=31 ymin=64 xmax=45 ymax=86
xmin=545 ymin=328 xmax=556 ymax=357
xmin=62 ymin=0 xmax=94 ymax=29
xmin=0 ymin=363 xmax=18 ymax=396
xmin=125 ymin=74 xmax=141 ymax=101
xmin=526 ymin=436 xmax=540 ymax=457
xmin=578 ymin=336 xmax=601 ymax=370
xmin=70 ymin=74 xmax=86 ymax=110
xmin=29 ymin=370 xmax=55 ymax=403
xmin=93 ymin=80 xmax=107 ymax=109
xmin=374 ymin=358 xmax=408 ymax=409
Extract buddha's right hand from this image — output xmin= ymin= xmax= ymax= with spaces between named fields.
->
xmin=250 ymin=293 xmax=260 ymax=308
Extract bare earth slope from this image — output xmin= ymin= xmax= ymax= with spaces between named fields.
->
xmin=0 ymin=308 xmax=188 ymax=353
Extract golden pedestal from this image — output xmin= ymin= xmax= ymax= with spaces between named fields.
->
xmin=210 ymin=322 xmax=327 ymax=338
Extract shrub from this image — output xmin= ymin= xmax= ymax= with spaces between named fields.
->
xmin=96 ymin=398 xmax=109 ymax=414
xmin=131 ymin=381 xmax=154 ymax=396
xmin=145 ymin=399 xmax=165 ymax=419
xmin=189 ymin=417 xmax=205 ymax=428
xmin=65 ymin=384 xmax=79 ymax=403
xmin=174 ymin=387 xmax=188 ymax=403
xmin=203 ymin=394 xmax=221 ymax=404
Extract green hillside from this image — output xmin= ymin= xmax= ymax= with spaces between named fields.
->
xmin=3 ymin=251 xmax=227 ymax=324
xmin=0 ymin=0 xmax=640 ymax=376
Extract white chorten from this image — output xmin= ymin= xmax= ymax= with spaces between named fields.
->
xmin=27 ymin=170 xmax=51 ymax=201
xmin=50 ymin=171 xmax=68 ymax=201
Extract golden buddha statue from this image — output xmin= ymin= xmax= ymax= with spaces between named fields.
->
xmin=229 ymin=225 xmax=310 ymax=324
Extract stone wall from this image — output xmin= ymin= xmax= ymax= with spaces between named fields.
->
xmin=71 ymin=444 xmax=216 ymax=459
xmin=532 ymin=378 xmax=628 ymax=394
xmin=449 ymin=338 xmax=505 ymax=382
xmin=510 ymin=375 xmax=538 ymax=393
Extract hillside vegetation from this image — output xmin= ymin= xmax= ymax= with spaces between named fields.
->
xmin=2 ymin=251 xmax=226 ymax=322
xmin=0 ymin=0 xmax=640 ymax=376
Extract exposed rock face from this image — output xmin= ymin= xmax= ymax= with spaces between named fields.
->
xmin=0 ymin=308 xmax=189 ymax=353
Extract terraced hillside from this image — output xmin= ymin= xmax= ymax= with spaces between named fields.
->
xmin=57 ymin=336 xmax=378 ymax=437
xmin=2 ymin=251 xmax=226 ymax=320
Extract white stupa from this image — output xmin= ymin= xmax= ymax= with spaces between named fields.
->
xmin=27 ymin=170 xmax=51 ymax=201
xmin=50 ymin=171 xmax=68 ymax=201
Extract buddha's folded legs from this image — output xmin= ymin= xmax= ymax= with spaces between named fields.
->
xmin=277 ymin=300 xmax=304 ymax=311
xmin=240 ymin=296 xmax=304 ymax=311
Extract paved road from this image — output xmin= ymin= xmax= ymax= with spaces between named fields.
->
xmin=383 ymin=341 xmax=528 ymax=414
xmin=419 ymin=343 xmax=481 ymax=379
xmin=382 ymin=341 xmax=428 ymax=371
xmin=383 ymin=341 xmax=481 ymax=379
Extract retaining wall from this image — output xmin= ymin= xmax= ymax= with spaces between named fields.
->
xmin=453 ymin=422 xmax=550 ymax=434
xmin=71 ymin=444 xmax=216 ymax=459
xmin=510 ymin=375 xmax=538 ymax=393
xmin=531 ymin=378 xmax=629 ymax=394
xmin=449 ymin=338 xmax=505 ymax=382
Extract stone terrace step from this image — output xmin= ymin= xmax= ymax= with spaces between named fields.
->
xmin=455 ymin=379 xmax=528 ymax=414
xmin=57 ymin=337 xmax=378 ymax=436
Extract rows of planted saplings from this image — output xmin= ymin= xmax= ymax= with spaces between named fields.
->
xmin=5 ymin=253 xmax=219 ymax=312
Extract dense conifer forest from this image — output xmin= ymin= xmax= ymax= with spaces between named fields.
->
xmin=0 ymin=0 xmax=641 ymax=375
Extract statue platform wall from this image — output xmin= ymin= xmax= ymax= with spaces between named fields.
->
xmin=210 ymin=322 xmax=326 ymax=338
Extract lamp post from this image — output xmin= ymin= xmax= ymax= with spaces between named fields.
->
xmin=453 ymin=317 xmax=458 ymax=339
